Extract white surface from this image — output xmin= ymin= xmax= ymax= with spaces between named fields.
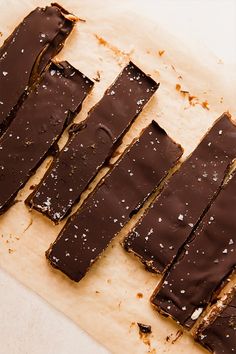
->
xmin=0 ymin=1 xmax=235 ymax=354
xmin=0 ymin=269 xmax=109 ymax=354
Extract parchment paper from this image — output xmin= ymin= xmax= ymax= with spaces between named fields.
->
xmin=0 ymin=1 xmax=235 ymax=353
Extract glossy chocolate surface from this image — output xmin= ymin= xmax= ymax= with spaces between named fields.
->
xmin=28 ymin=62 xmax=159 ymax=222
xmin=0 ymin=4 xmax=75 ymax=134
xmin=0 ymin=61 xmax=93 ymax=213
xmin=152 ymin=172 xmax=236 ymax=328
xmin=47 ymin=121 xmax=182 ymax=282
xmin=197 ymin=290 xmax=236 ymax=354
xmin=124 ymin=114 xmax=236 ymax=274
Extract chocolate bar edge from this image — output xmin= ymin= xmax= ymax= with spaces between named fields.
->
xmin=45 ymin=121 xmax=183 ymax=281
xmin=195 ymin=287 xmax=236 ymax=337
xmin=194 ymin=286 xmax=236 ymax=352
xmin=0 ymin=61 xmax=93 ymax=215
xmin=28 ymin=62 xmax=160 ymax=223
xmin=150 ymin=166 xmax=236 ymax=330
xmin=0 ymin=3 xmax=77 ymax=135
xmin=123 ymin=112 xmax=233 ymax=275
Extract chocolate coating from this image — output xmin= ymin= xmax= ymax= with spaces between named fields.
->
xmin=197 ymin=290 xmax=236 ymax=354
xmin=27 ymin=62 xmax=159 ymax=222
xmin=151 ymin=171 xmax=236 ymax=328
xmin=47 ymin=121 xmax=183 ymax=282
xmin=124 ymin=114 xmax=236 ymax=273
xmin=0 ymin=4 xmax=76 ymax=134
xmin=0 ymin=61 xmax=93 ymax=213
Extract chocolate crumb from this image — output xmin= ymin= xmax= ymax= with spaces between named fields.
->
xmin=172 ymin=330 xmax=183 ymax=344
xmin=180 ymin=90 xmax=189 ymax=96
xmin=201 ymin=100 xmax=210 ymax=110
xmin=93 ymin=71 xmax=101 ymax=82
xmin=166 ymin=334 xmax=171 ymax=342
xmin=188 ymin=95 xmax=197 ymax=103
xmin=158 ymin=50 xmax=165 ymax=56
xmin=149 ymin=349 xmax=156 ymax=354
xmin=175 ymin=84 xmax=209 ymax=110
xmin=77 ymin=17 xmax=86 ymax=23
xmin=94 ymin=34 xmax=127 ymax=57
xmin=23 ymin=218 xmax=33 ymax=233
xmin=137 ymin=323 xmax=152 ymax=334
xmin=136 ymin=292 xmax=143 ymax=299
xmin=175 ymin=83 xmax=181 ymax=91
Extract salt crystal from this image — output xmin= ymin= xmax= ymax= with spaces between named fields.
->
xmin=191 ymin=307 xmax=203 ymax=320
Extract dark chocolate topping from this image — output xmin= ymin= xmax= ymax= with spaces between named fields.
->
xmin=0 ymin=4 xmax=76 ymax=134
xmin=47 ymin=121 xmax=182 ymax=282
xmin=151 ymin=171 xmax=236 ymax=328
xmin=197 ymin=290 xmax=236 ymax=354
xmin=0 ymin=61 xmax=93 ymax=213
xmin=124 ymin=114 xmax=236 ymax=273
xmin=28 ymin=62 xmax=159 ymax=222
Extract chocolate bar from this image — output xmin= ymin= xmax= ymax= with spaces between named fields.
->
xmin=124 ymin=113 xmax=236 ymax=273
xmin=0 ymin=61 xmax=93 ymax=213
xmin=196 ymin=289 xmax=236 ymax=354
xmin=0 ymin=4 xmax=76 ymax=134
xmin=151 ymin=171 xmax=236 ymax=328
xmin=27 ymin=62 xmax=159 ymax=222
xmin=46 ymin=121 xmax=183 ymax=282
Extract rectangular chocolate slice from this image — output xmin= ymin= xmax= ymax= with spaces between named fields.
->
xmin=151 ymin=171 xmax=236 ymax=328
xmin=26 ymin=62 xmax=159 ymax=222
xmin=46 ymin=121 xmax=183 ymax=282
xmin=0 ymin=61 xmax=93 ymax=213
xmin=124 ymin=113 xmax=236 ymax=274
xmin=0 ymin=3 xmax=76 ymax=134
xmin=196 ymin=289 xmax=236 ymax=354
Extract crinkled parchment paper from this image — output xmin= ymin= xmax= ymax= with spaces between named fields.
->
xmin=0 ymin=1 xmax=235 ymax=353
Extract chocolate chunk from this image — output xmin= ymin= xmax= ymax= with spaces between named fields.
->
xmin=197 ymin=289 xmax=236 ymax=354
xmin=0 ymin=4 xmax=76 ymax=134
xmin=137 ymin=323 xmax=152 ymax=334
xmin=0 ymin=61 xmax=93 ymax=213
xmin=124 ymin=113 xmax=236 ymax=273
xmin=46 ymin=121 xmax=183 ymax=282
xmin=27 ymin=62 xmax=159 ymax=222
xmin=151 ymin=171 xmax=236 ymax=328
